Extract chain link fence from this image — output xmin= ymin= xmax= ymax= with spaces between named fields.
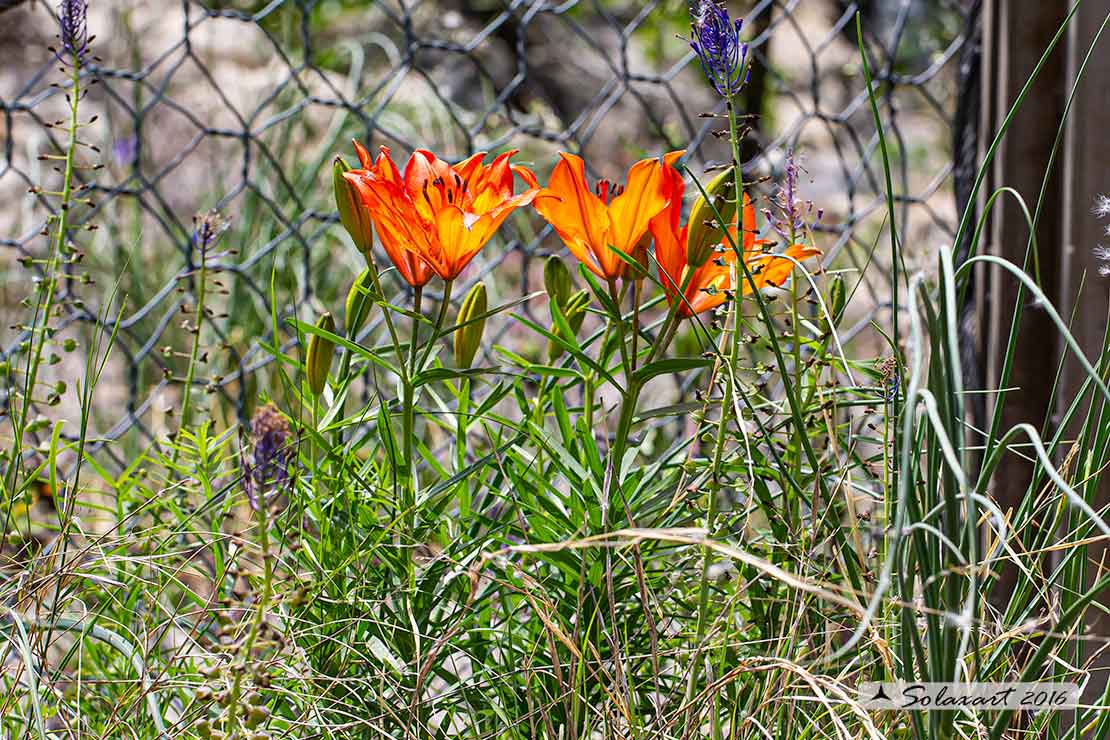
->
xmin=0 ymin=0 xmax=979 ymax=472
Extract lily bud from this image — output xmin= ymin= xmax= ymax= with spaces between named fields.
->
xmin=333 ymin=156 xmax=374 ymax=261
xmin=454 ymin=282 xmax=488 ymax=369
xmin=686 ymin=166 xmax=737 ymax=267
xmin=827 ymin=273 xmax=846 ymax=328
xmin=345 ymin=268 xmax=376 ymax=338
xmin=548 ymin=289 xmax=590 ymax=361
xmin=543 ymin=255 xmax=574 ymax=313
xmin=306 ymin=312 xmax=336 ymax=396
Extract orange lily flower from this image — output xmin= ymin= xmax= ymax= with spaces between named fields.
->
xmin=344 ymin=141 xmax=540 ymax=283
xmin=650 ymin=163 xmax=820 ymax=318
xmin=533 ymin=151 xmax=685 ymax=280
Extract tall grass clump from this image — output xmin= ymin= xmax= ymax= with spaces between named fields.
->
xmin=0 ymin=2 xmax=1108 ymax=739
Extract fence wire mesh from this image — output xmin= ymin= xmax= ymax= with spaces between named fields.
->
xmin=0 ymin=0 xmax=979 ymax=472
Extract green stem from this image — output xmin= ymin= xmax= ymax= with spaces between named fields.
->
xmin=788 ymin=192 xmax=804 ymax=528
xmin=606 ymin=279 xmax=631 ymax=378
xmin=584 ymin=323 xmax=615 ymax=437
xmin=418 ymin=280 xmax=453 ymax=372
xmin=456 ymin=377 xmax=470 ymax=517
xmin=643 ymin=265 xmax=697 ymax=367
xmin=225 ymin=498 xmax=274 ymax=734
xmin=683 ymin=280 xmax=739 ymax=738
xmin=683 ymin=85 xmax=747 ymax=740
xmin=630 ymin=279 xmax=643 ymax=369
xmin=400 ymin=285 xmax=423 ymax=560
xmin=173 ymin=232 xmax=210 ymax=466
xmin=368 ymin=260 xmax=407 ymax=374
xmin=4 ymin=61 xmax=81 ymax=498
xmin=408 ymin=285 xmax=423 ymax=375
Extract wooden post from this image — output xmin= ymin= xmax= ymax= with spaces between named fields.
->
xmin=980 ymin=0 xmax=1070 ymax=603
xmin=1058 ymin=0 xmax=1110 ymax=708
xmin=983 ymin=0 xmax=1110 ymax=712
xmin=1060 ymin=6 xmax=1110 ymax=388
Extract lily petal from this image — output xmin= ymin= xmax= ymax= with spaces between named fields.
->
xmin=607 ymin=156 xmax=672 ymax=258
xmin=742 ymin=244 xmax=822 ymax=293
xmin=533 ymin=153 xmax=614 ymax=278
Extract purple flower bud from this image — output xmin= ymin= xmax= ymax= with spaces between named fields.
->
xmin=58 ymin=0 xmax=89 ymax=66
xmin=192 ymin=210 xmax=230 ymax=251
xmin=690 ymin=1 xmax=749 ymax=97
xmin=111 ymin=135 xmax=138 ymax=168
xmin=243 ymin=403 xmax=294 ymax=511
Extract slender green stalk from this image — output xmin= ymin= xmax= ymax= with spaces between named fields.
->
xmin=175 ymin=235 xmax=210 ymax=457
xmin=418 ymin=280 xmax=453 ymax=372
xmin=607 ymin=279 xmax=632 ymax=376
xmin=683 ymin=87 xmax=747 ymax=740
xmin=456 ymin=376 xmax=470 ymax=517
xmin=4 ymin=60 xmax=82 ymax=501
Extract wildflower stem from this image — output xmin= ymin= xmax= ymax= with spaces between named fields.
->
xmin=788 ymin=177 xmax=804 ymax=526
xmin=685 ymin=88 xmax=747 ymax=740
xmin=409 ymin=285 xmax=423 ymax=373
xmin=585 ymin=322 xmax=614 ymax=434
xmin=225 ymin=496 xmax=274 ymax=734
xmin=365 ymin=259 xmax=407 ymax=375
xmin=630 ymin=279 xmax=643 ymax=368
xmin=418 ymin=280 xmax=453 ymax=372
xmin=4 ymin=58 xmax=81 ymax=500
xmin=456 ymin=376 xmax=470 ymax=517
xmin=174 ymin=230 xmax=209 ymax=461
xmin=401 ymin=285 xmax=424 ymax=558
xmin=606 ymin=279 xmax=631 ymax=378
xmin=603 ymin=278 xmax=644 ymax=526
xmin=645 ymin=266 xmax=698 ymax=366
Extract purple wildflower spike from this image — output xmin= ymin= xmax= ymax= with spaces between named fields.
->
xmin=58 ymin=0 xmax=90 ymax=66
xmin=690 ymin=1 xmax=750 ymax=97
xmin=243 ymin=403 xmax=294 ymax=511
xmin=769 ymin=151 xmax=821 ymax=240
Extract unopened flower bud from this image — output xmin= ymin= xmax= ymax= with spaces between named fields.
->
xmin=827 ymin=274 xmax=846 ymax=328
xmin=686 ymin=166 xmax=737 ymax=267
xmin=333 ymin=157 xmax=374 ymax=261
xmin=543 ymin=255 xmax=574 ymax=313
xmin=548 ymin=289 xmax=590 ymax=361
xmin=454 ymin=282 xmax=488 ymax=369
xmin=345 ymin=268 xmax=376 ymax=337
xmin=305 ymin=312 xmax=336 ymax=396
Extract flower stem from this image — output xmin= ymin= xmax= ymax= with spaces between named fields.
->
xmin=400 ymin=285 xmax=423 ymax=561
xmin=630 ymin=279 xmax=644 ymax=369
xmin=418 ymin=280 xmax=453 ymax=372
xmin=684 ymin=87 xmax=746 ymax=740
xmin=225 ymin=497 xmax=274 ymax=734
xmin=456 ymin=376 xmax=470 ymax=517
xmin=606 ymin=279 xmax=631 ymax=378
xmin=367 ymin=260 xmax=407 ymax=374
xmin=173 ymin=232 xmax=210 ymax=465
xmin=4 ymin=61 xmax=81 ymax=499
